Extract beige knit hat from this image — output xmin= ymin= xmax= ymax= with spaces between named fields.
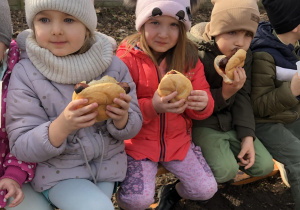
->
xmin=25 ymin=0 xmax=97 ymax=33
xmin=205 ymin=0 xmax=260 ymax=38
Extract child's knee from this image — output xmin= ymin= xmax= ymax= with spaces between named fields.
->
xmin=214 ymin=164 xmax=239 ymax=183
xmin=116 ymin=191 xmax=154 ymax=210
xmin=248 ymin=158 xmax=274 ymax=177
xmin=178 ymin=178 xmax=218 ymax=201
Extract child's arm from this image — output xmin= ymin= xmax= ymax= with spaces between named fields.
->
xmin=185 ymin=60 xmax=214 ymax=120
xmin=290 ymin=73 xmax=300 ymax=98
xmin=6 ymin=63 xmax=67 ymax=162
xmin=49 ymin=99 xmax=98 ymax=147
xmin=105 ymin=57 xmax=143 ymax=140
xmin=252 ymin=52 xmax=299 ymax=117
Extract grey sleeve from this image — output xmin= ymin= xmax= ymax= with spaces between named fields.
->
xmin=0 ymin=0 xmax=12 ymax=47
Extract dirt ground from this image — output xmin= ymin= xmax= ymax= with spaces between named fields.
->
xmin=10 ymin=6 xmax=294 ymax=210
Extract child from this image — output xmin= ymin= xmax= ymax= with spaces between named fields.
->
xmin=188 ymin=0 xmax=274 ymax=184
xmin=116 ymin=0 xmax=218 ymax=209
xmin=250 ymin=0 xmax=300 ymax=208
xmin=5 ymin=0 xmax=143 ymax=210
xmin=0 ymin=1 xmax=52 ymax=209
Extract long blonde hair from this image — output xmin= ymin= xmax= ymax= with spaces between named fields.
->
xmin=120 ymin=21 xmax=199 ymax=73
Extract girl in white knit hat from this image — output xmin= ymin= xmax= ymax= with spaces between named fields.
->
xmin=115 ymin=0 xmax=217 ymax=209
xmin=5 ymin=0 xmax=143 ymax=210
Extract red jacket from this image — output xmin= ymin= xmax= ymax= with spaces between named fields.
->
xmin=117 ymin=42 xmax=214 ymax=162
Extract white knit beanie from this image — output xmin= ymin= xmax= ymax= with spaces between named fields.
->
xmin=25 ymin=0 xmax=97 ymax=33
xmin=134 ymin=0 xmax=192 ymax=31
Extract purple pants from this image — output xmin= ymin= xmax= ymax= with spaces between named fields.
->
xmin=116 ymin=143 xmax=218 ymax=210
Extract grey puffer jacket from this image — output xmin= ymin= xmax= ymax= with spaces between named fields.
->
xmin=6 ymin=31 xmax=143 ymax=192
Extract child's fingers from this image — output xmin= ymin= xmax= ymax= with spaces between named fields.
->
xmin=7 ymin=189 xmax=24 ymax=207
xmin=113 ymin=95 xmax=131 ymax=110
xmin=68 ymin=99 xmax=89 ymax=110
xmin=75 ymin=102 xmax=98 ymax=116
xmin=161 ymin=91 xmax=178 ymax=103
xmin=119 ymin=93 xmax=132 ymax=103
xmin=167 ymin=103 xmax=188 ymax=114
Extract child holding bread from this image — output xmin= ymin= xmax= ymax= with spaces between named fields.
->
xmin=115 ymin=0 xmax=217 ymax=209
xmin=188 ymin=0 xmax=274 ymax=184
xmin=250 ymin=0 xmax=300 ymax=208
xmin=5 ymin=0 xmax=142 ymax=209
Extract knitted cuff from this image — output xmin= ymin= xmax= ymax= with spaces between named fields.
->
xmin=0 ymin=166 xmax=27 ymax=187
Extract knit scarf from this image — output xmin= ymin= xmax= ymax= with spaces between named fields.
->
xmin=26 ymin=32 xmax=113 ymax=84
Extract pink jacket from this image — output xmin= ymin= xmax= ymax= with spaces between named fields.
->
xmin=0 ymin=40 xmax=35 ymax=208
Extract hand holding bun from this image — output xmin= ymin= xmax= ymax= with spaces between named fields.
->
xmin=72 ymin=75 xmax=130 ymax=122
xmin=214 ymin=49 xmax=247 ymax=84
xmin=157 ymin=70 xmax=193 ymax=103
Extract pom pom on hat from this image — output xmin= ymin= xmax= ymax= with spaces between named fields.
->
xmin=25 ymin=0 xmax=97 ymax=34
xmin=262 ymin=0 xmax=300 ymax=34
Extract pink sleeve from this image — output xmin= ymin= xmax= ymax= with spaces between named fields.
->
xmin=0 ymin=40 xmax=35 ymax=208
xmin=1 ymin=153 xmax=36 ymax=186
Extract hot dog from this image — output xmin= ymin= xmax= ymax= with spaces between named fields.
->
xmin=214 ymin=49 xmax=247 ymax=84
xmin=157 ymin=70 xmax=192 ymax=103
xmin=72 ymin=75 xmax=130 ymax=122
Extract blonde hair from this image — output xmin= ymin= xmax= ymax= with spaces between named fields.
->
xmin=77 ymin=30 xmax=95 ymax=54
xmin=120 ymin=21 xmax=198 ymax=73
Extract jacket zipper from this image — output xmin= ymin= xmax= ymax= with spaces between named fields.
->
xmin=156 ymin=67 xmax=166 ymax=162
xmin=159 ymin=113 xmax=166 ymax=162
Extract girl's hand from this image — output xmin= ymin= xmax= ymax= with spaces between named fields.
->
xmin=291 ymin=73 xmax=300 ymax=97
xmin=222 ymin=67 xmax=246 ymax=100
xmin=0 ymin=178 xmax=24 ymax=208
xmin=238 ymin=136 xmax=255 ymax=170
xmin=60 ymin=99 xmax=99 ymax=132
xmin=186 ymin=90 xmax=208 ymax=111
xmin=152 ymin=90 xmax=187 ymax=114
xmin=106 ymin=93 xmax=132 ymax=129
xmin=49 ymin=99 xmax=98 ymax=147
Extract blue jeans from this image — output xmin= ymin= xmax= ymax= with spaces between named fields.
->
xmin=6 ymin=183 xmax=53 ymax=210
xmin=44 ymin=179 xmax=115 ymax=210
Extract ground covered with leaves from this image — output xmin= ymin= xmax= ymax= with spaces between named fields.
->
xmin=10 ymin=6 xmax=294 ymax=210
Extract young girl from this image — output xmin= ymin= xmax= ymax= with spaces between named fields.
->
xmin=5 ymin=0 xmax=142 ymax=210
xmin=116 ymin=0 xmax=218 ymax=209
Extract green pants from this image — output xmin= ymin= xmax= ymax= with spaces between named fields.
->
xmin=192 ymin=127 xmax=274 ymax=183
xmin=256 ymin=119 xmax=300 ymax=210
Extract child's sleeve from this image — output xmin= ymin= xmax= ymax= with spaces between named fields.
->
xmin=6 ymin=62 xmax=66 ymax=163
xmin=106 ymin=56 xmax=143 ymax=140
xmin=1 ymin=153 xmax=35 ymax=186
xmin=251 ymin=51 xmax=299 ymax=117
xmin=185 ymin=60 xmax=214 ymax=120
xmin=232 ymin=51 xmax=256 ymax=140
xmin=116 ymin=48 xmax=159 ymax=124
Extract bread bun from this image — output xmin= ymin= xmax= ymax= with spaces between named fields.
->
xmin=157 ymin=70 xmax=192 ymax=103
xmin=72 ymin=75 xmax=126 ymax=122
xmin=214 ymin=49 xmax=247 ymax=84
